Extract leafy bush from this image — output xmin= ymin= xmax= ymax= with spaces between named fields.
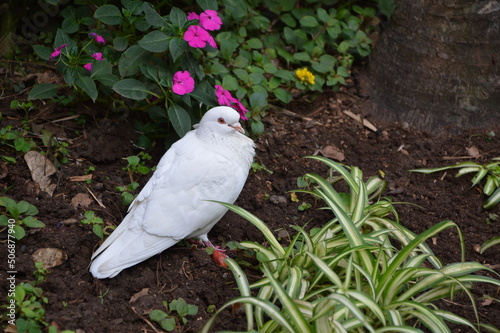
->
xmin=29 ymin=0 xmax=382 ymax=138
xmin=203 ymin=157 xmax=500 ymax=332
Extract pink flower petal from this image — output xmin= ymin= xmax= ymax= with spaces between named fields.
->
xmin=172 ymin=71 xmax=195 ymax=95
xmin=183 ymin=25 xmax=211 ymax=48
xmin=200 ymin=10 xmax=222 ymax=31
xmin=84 ymin=63 xmax=93 ymax=71
xmin=49 ymin=44 xmax=67 ymax=60
xmin=187 ymin=12 xmax=200 ymax=20
xmin=91 ymin=52 xmax=103 ymax=61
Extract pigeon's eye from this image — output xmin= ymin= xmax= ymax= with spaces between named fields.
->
xmin=217 ymin=117 xmax=226 ymax=124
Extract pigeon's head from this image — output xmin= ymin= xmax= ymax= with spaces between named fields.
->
xmin=198 ymin=106 xmax=245 ymax=136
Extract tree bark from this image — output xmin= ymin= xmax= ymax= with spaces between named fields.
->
xmin=360 ymin=0 xmax=500 ymax=133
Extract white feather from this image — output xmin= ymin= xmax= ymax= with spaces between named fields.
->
xmin=90 ymin=106 xmax=255 ymax=278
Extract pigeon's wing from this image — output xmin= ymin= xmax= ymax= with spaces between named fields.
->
xmin=137 ymin=137 xmax=247 ymax=239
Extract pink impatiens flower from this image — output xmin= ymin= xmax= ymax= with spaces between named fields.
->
xmin=91 ymin=52 xmax=103 ymax=61
xmin=49 ymin=44 xmax=67 ymax=60
xmin=215 ymin=85 xmax=249 ymax=120
xmin=83 ymin=63 xmax=93 ymax=71
xmin=187 ymin=12 xmax=200 ymax=20
xmin=89 ymin=32 xmax=106 ymax=45
xmin=199 ymin=10 xmax=222 ymax=31
xmin=183 ymin=25 xmax=212 ymax=48
xmin=172 ymin=71 xmax=195 ymax=95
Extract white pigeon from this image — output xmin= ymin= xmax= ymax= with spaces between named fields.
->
xmin=90 ymin=106 xmax=255 ymax=279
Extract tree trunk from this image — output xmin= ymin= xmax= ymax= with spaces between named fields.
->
xmin=360 ymin=0 xmax=500 ymax=133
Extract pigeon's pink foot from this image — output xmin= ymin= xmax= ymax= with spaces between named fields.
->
xmin=202 ymin=239 xmax=227 ymax=253
xmin=188 ymin=238 xmax=228 ymax=267
xmin=211 ymin=249 xmax=229 ymax=267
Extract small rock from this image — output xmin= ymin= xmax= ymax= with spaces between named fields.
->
xmin=269 ymin=195 xmax=287 ymax=205
xmin=32 ymin=248 xmax=68 ymax=269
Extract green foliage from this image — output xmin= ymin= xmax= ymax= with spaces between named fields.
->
xmin=410 ymin=158 xmax=500 ymax=209
xmin=40 ymin=129 xmax=70 ymax=168
xmin=0 ymin=125 xmax=37 ymax=158
xmin=0 ymin=197 xmax=44 ymax=240
xmin=203 ymin=158 xmax=500 ymax=332
xmin=29 ymin=0 xmax=382 ymax=138
xmin=80 ymin=210 xmax=110 ymax=239
xmin=33 ymin=262 xmax=50 ymax=284
xmin=10 ymin=283 xmax=49 ymax=332
xmin=149 ymin=298 xmax=198 ymax=331
xmin=123 ymin=152 xmax=154 ymax=180
xmin=115 ymin=182 xmax=140 ymax=206
xmin=251 ymin=161 xmax=273 ymax=174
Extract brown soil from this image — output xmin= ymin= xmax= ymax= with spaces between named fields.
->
xmin=0 ymin=76 xmax=499 ymax=332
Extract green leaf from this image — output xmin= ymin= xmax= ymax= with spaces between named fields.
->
xmin=222 ymin=0 xmax=249 ymax=21
xmin=94 ymin=4 xmax=123 ymax=25
xmin=337 ymin=66 xmax=350 ymax=77
xmin=75 ymin=76 xmax=98 ymax=102
xmin=250 ymin=120 xmax=264 ymax=135
xmin=91 ymin=62 xmax=119 ymax=87
xmin=246 ymin=38 xmax=263 ymax=49
xmin=61 ymin=17 xmax=79 ymax=33
xmin=13 ymin=225 xmax=26 ymax=240
xmin=169 ymin=37 xmax=187 ymax=62
xmin=149 ymin=309 xmax=168 ymax=322
xmin=113 ymin=79 xmax=149 ymax=100
xmin=280 ymin=13 xmax=296 ymax=27
xmin=1 ymin=156 xmax=16 ymax=164
xmin=113 ymin=36 xmax=129 ymax=51
xmin=92 ymin=224 xmax=104 ymax=239
xmin=0 ymin=197 xmax=18 ymax=217
xmin=28 ymin=84 xmax=58 ymax=100
xmin=293 ymin=52 xmax=310 ymax=61
xmin=160 ymin=318 xmax=176 ymax=331
xmin=138 ymin=30 xmax=170 ymax=53
xmin=249 ymin=92 xmax=266 ymax=109
xmin=22 ymin=216 xmax=45 ymax=228
xmin=168 ymin=105 xmax=191 ymax=138
xmin=222 ymin=76 xmax=239 ymax=91
xmin=18 ymin=200 xmax=38 ymax=216
xmin=33 ymin=45 xmax=53 ymax=61
xmin=170 ymin=7 xmax=187 ymax=28
xmin=274 ymin=88 xmax=292 ymax=104
xmin=142 ymin=2 xmax=168 ymax=27
xmin=118 ymin=45 xmax=149 ymax=77
xmin=300 ymin=15 xmax=319 ymax=28
xmin=54 ymin=28 xmax=76 ymax=50
xmin=197 ymin=0 xmax=218 ymax=11
xmin=263 ymin=63 xmax=277 ymax=74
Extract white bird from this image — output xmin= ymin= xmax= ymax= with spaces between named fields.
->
xmin=90 ymin=106 xmax=255 ymax=279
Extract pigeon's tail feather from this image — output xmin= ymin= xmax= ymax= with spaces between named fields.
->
xmin=90 ymin=230 xmax=178 ymax=279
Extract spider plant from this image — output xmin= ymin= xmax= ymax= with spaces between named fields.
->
xmin=203 ymin=157 xmax=500 ymax=333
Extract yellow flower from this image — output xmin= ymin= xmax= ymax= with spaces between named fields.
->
xmin=295 ymin=68 xmax=315 ymax=85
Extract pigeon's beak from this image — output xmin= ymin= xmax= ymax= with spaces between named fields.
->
xmin=229 ymin=123 xmax=245 ymax=134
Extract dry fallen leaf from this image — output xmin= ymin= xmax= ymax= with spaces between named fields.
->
xmin=319 ymin=145 xmax=345 ymax=161
xmin=466 ymin=146 xmax=481 ymax=158
xmin=129 ymin=288 xmax=149 ymax=303
xmin=32 ymin=248 xmax=68 ymax=269
xmin=24 ymin=151 xmax=57 ymax=197
xmin=70 ymin=174 xmax=93 ymax=182
xmin=480 ymin=298 xmax=493 ymax=306
xmin=71 ymin=193 xmax=92 ymax=208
